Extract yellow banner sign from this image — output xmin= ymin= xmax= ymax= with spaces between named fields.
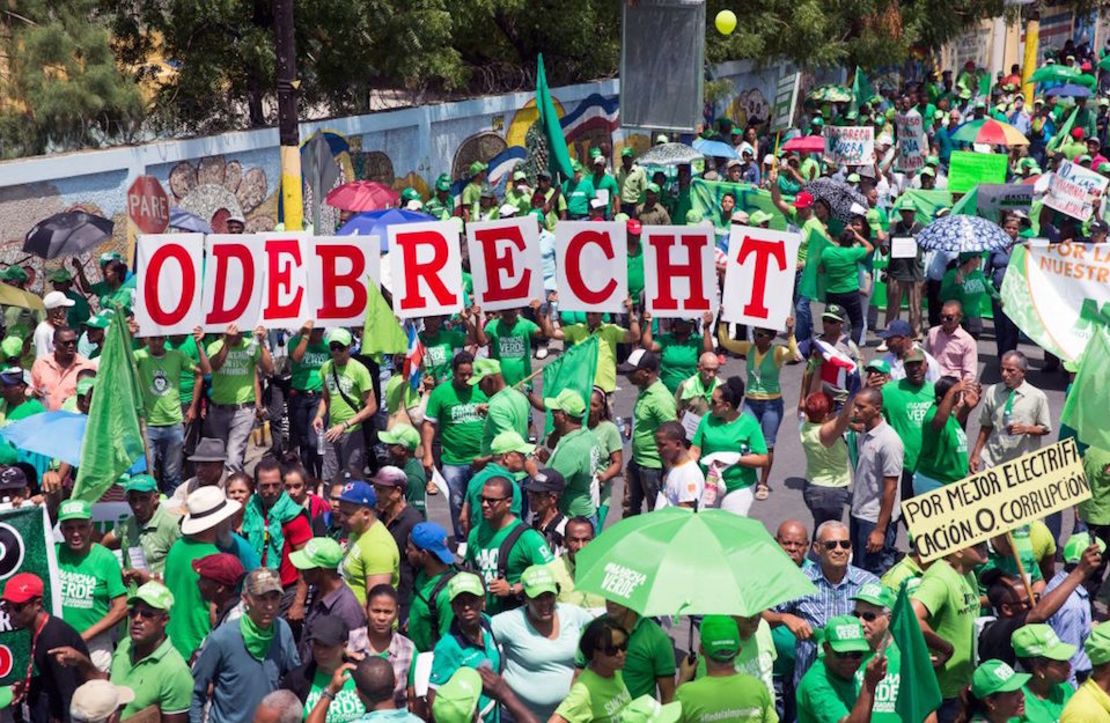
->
xmin=902 ymin=439 xmax=1090 ymax=562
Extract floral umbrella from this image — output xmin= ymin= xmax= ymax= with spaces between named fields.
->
xmin=636 ymin=142 xmax=702 ymax=166
xmin=916 ymin=214 xmax=1012 ymax=253
xmin=803 ymin=178 xmax=869 ymax=222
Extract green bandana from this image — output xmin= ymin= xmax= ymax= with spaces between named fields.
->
xmin=240 ymin=613 xmax=275 ymax=661
xmin=679 ymin=374 xmax=720 ymax=402
xmin=242 ymin=492 xmax=304 ymax=571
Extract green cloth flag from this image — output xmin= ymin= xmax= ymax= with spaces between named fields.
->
xmin=1048 ymin=107 xmax=1079 ymax=153
xmin=899 ymin=189 xmax=955 ymax=224
xmin=890 ymin=585 xmax=942 ymax=722
xmin=950 ymin=185 xmax=979 ymax=216
xmin=536 ymin=54 xmax=574 ymax=182
xmin=361 ymin=279 xmax=407 ymax=360
xmin=977 ymin=71 xmax=992 ymax=100
xmin=540 ymin=335 xmax=598 ymax=433
xmin=0 ymin=506 xmax=59 ymax=686
xmin=850 ymin=68 xmax=873 ymax=114
xmin=71 ymin=310 xmax=145 ymax=503
xmin=1061 ymin=328 xmax=1110 ymax=451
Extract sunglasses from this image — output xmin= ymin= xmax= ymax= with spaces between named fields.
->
xmin=128 ymin=606 xmax=161 ymax=619
xmin=599 ymin=641 xmax=629 ymax=656
xmin=329 ymin=344 xmax=347 ymax=351
xmin=823 ymin=540 xmax=852 ymax=551
xmin=852 ymin=610 xmax=883 ymax=622
xmin=940 ymin=314 xmax=959 ymax=322
xmin=832 ymin=649 xmax=865 ymax=660
xmin=480 ymin=496 xmax=509 ymax=506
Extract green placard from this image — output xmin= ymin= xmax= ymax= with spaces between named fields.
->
xmin=948 ymin=151 xmax=1007 ymax=193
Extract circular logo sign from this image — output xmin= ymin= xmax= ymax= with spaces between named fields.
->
xmin=0 ymin=523 xmax=26 ymax=581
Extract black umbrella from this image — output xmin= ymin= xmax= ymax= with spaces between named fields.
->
xmin=803 ymin=178 xmax=869 ymax=222
xmin=23 ymin=211 xmax=114 ymax=260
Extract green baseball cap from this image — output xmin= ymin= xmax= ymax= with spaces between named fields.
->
xmin=447 ymin=571 xmax=485 ymax=600
xmin=99 ymin=252 xmax=124 ymax=266
xmin=822 ymin=615 xmax=871 ymax=653
xmin=512 ymin=170 xmax=527 ymax=182
xmin=47 ymin=268 xmax=73 ymax=283
xmin=127 ymin=581 xmax=174 ymax=610
xmin=466 ymin=358 xmax=502 ymax=386
xmin=544 ymin=388 xmax=587 ymax=418
xmin=700 ymin=615 xmax=741 ymax=661
xmin=468 ymin=161 xmax=488 ymax=176
xmin=0 ymin=337 xmax=21 ymax=359
xmin=85 ymin=314 xmax=110 ymax=330
xmin=435 ymin=174 xmax=451 ymax=192
xmin=325 ymin=328 xmax=352 ymax=347
xmin=971 ymin=659 xmax=1030 ymax=699
xmin=76 ymin=377 xmax=96 ymax=396
xmin=58 ymin=498 xmax=92 ymax=522
xmin=1012 ymin=624 xmax=1077 ymax=661
xmin=290 ymin=537 xmax=345 ymax=570
xmin=851 ymin=582 xmax=894 ymax=610
xmin=1087 ymin=623 xmax=1110 ymax=665
xmin=749 ymin=210 xmax=773 ymax=226
xmin=122 ymin=474 xmax=158 ymax=494
xmin=490 ymin=430 xmax=535 ymax=456
xmin=431 ymin=667 xmax=482 ymax=723
xmin=846 ymin=173 xmax=861 ymax=184
xmin=400 ymin=188 xmax=421 ymax=202
xmin=646 ymin=182 xmax=662 ymax=195
xmin=864 ymin=359 xmax=892 ymax=375
xmin=896 ymin=196 xmax=916 ymax=211
xmin=0 ymin=266 xmax=27 ymax=282
xmin=621 ymin=147 xmax=635 ymax=158
xmin=379 ymin=424 xmax=420 ymax=451
xmin=619 ymin=696 xmax=683 ymax=723
xmin=520 ymin=565 xmax=558 ymax=598
xmin=1063 ymin=531 xmax=1107 ymax=563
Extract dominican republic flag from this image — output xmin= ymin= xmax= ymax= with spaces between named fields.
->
xmin=814 ymin=339 xmax=857 ymax=370
xmin=403 ymin=320 xmax=425 ymax=392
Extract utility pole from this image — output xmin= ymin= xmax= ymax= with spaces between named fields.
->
xmin=1021 ymin=7 xmax=1040 ymax=106
xmin=274 ymin=0 xmax=303 ymax=230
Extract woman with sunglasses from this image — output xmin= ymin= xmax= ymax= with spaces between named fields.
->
xmin=956 ymin=660 xmax=1028 ymax=722
xmin=914 ymin=376 xmax=977 ymax=497
xmin=550 ymin=617 xmax=632 ymax=723
xmin=688 ymin=376 xmax=769 ymax=516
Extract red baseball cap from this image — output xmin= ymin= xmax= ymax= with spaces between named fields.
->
xmin=794 ymin=191 xmax=815 ymax=209
xmin=627 ymin=219 xmax=643 ymax=235
xmin=1072 ymin=127 xmax=1086 ymax=140
xmin=2 ymin=572 xmax=43 ymax=604
xmin=192 ymin=553 xmax=245 ymax=588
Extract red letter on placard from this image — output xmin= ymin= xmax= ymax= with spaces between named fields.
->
xmin=473 ymin=226 xmax=530 ymax=303
xmin=737 ymin=237 xmax=787 ymax=319
xmin=263 ymin=238 xmax=304 ymax=320
xmin=144 ymin=244 xmax=197 ymax=326
xmin=205 ymin=243 xmax=254 ymax=324
xmin=315 ymin=243 xmax=367 ymax=319
xmin=648 ymin=232 xmax=711 ymax=311
xmin=396 ymin=230 xmax=455 ymax=310
xmin=565 ymin=230 xmax=617 ymax=304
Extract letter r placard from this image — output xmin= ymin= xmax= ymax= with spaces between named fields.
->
xmin=720 ymin=225 xmax=801 ymax=330
xmin=389 ymin=221 xmax=464 ymax=319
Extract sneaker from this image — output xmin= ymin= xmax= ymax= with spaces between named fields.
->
xmin=876 ymin=341 xmax=888 ymax=352
xmin=535 ymin=347 xmax=550 ymax=360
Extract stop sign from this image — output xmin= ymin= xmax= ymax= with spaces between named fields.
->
xmin=127 ymin=175 xmax=170 ymax=234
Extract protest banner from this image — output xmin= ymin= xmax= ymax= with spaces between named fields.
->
xmin=309 ymin=236 xmax=380 ymax=327
xmin=770 ymin=73 xmax=801 ymax=133
xmin=555 ymin=221 xmax=628 ymax=313
xmin=689 ymin=179 xmax=788 ymax=233
xmin=465 ymin=217 xmax=544 ymax=312
xmin=823 ymin=125 xmax=875 ymax=165
xmin=1044 ymin=172 xmax=1095 ymax=221
xmin=976 ymin=184 xmax=1034 ymax=220
xmin=902 ymin=439 xmax=1089 ymax=562
xmin=721 ymin=225 xmax=801 ymax=329
xmin=0 ymin=505 xmax=61 ymax=686
xmin=388 ymin=221 xmax=463 ymax=319
xmin=1057 ymin=158 xmax=1110 ymax=196
xmin=1000 ymin=242 xmax=1110 ymax=361
xmin=894 ymin=111 xmax=926 ymax=172
xmin=641 ymin=225 xmax=718 ymax=318
xmin=134 ymin=233 xmax=205 ymax=336
xmin=200 ymin=233 xmax=267 ymax=330
xmin=947 ymin=151 xmax=1008 ymax=193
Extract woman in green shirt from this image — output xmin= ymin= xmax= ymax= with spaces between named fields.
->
xmin=1013 ymin=624 xmax=1075 ymax=722
xmin=819 ymin=220 xmax=874 ymax=346
xmin=589 ymin=387 xmax=624 ymax=529
xmin=914 ymin=376 xmax=977 ymax=496
xmin=959 ymin=659 xmax=1028 ymax=722
xmin=640 ymin=311 xmax=714 ymax=393
xmin=551 ymin=617 xmax=632 ymax=723
xmin=688 ymin=377 xmax=769 ymax=516
xmin=940 ymin=252 xmax=998 ymax=340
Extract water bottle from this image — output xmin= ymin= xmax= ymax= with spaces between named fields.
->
xmin=1002 ymin=410 xmax=1013 ymax=436
xmin=316 ymin=429 xmax=327 ymax=455
xmin=740 ymin=443 xmax=751 ymax=456
xmin=616 ymin=415 xmax=631 ymax=442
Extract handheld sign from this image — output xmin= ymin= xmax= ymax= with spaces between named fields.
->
xmin=555 ymin=222 xmax=628 ymax=313
xmin=721 ymin=225 xmax=800 ymax=330
xmin=824 ymin=126 xmax=875 ymax=165
xmin=641 ymin=225 xmax=718 ymax=318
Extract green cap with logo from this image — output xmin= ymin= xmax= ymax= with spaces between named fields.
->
xmin=544 ymin=388 xmax=587 ymax=418
xmin=466 ymin=358 xmax=502 ymax=386
xmin=76 ymin=377 xmax=96 ymax=397
xmin=447 ymin=571 xmax=485 ymax=600
xmin=379 ymin=423 xmax=420 ymax=451
xmin=290 ymin=537 xmax=345 ymax=570
xmin=47 ymin=268 xmax=74 ymax=283
xmin=325 ymin=328 xmax=352 ymax=347
xmin=700 ymin=615 xmax=741 ymax=661
xmin=58 ymin=498 xmax=91 ymax=522
xmin=1012 ymin=623 xmax=1077 ymax=661
xmin=619 ymin=696 xmax=682 ymax=723
xmin=490 ymin=430 xmax=535 ymax=456
xmin=970 ymin=659 xmax=1030 ymax=698
xmin=822 ymin=615 xmax=871 ymax=653
xmin=851 ymin=582 xmax=894 ymax=610
xmin=122 ymin=474 xmax=158 ymax=494
xmin=0 ymin=337 xmax=22 ymax=359
xmin=431 ymin=667 xmax=482 ymax=723
xmin=749 ymin=210 xmax=773 ymax=226
xmin=435 ymin=174 xmax=452 ymax=192
xmin=1087 ymin=623 xmax=1110 ymax=665
xmin=85 ymin=314 xmax=111 ymax=330
xmin=1063 ymin=531 xmax=1106 ymax=563
xmin=864 ymin=359 xmax=891 ymax=374
xmin=127 ymin=581 xmax=174 ymax=610
xmin=520 ymin=564 xmax=558 ymax=598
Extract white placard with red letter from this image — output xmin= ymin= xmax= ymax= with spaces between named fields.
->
xmin=135 ymin=234 xmax=205 ymax=336
xmin=641 ymin=226 xmax=718 ymax=318
xmin=466 ymin=218 xmax=544 ymax=312
xmin=721 ymin=225 xmax=801 ymax=330
xmin=389 ymin=221 xmax=464 ymax=319
xmin=258 ymin=232 xmax=310 ymax=328
xmin=555 ymin=222 xmax=627 ymax=314
xmin=201 ymin=234 xmax=266 ymax=333
xmin=309 ymin=236 xmax=380 ymax=327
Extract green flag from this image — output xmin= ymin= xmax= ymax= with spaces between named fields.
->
xmin=977 ymin=71 xmax=992 ymax=100
xmin=950 ymin=185 xmax=979 ymax=216
xmin=1048 ymin=107 xmax=1079 ymax=153
xmin=891 ymin=585 xmax=942 ymax=722
xmin=850 ymin=68 xmax=873 ymax=114
xmin=361 ymin=279 xmax=407 ymax=360
xmin=536 ymin=54 xmax=574 ymax=182
xmin=539 ymin=335 xmax=599 ymax=433
xmin=72 ymin=310 xmax=145 ymax=503
xmin=1061 ymin=328 xmax=1110 ymax=450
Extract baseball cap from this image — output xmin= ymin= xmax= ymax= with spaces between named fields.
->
xmin=99 ymin=252 xmax=124 ymax=266
xmin=379 ymin=424 xmax=420 ymax=451
xmin=851 ymin=582 xmax=894 ymax=610
xmin=58 ymin=498 xmax=91 ymax=522
xmin=308 ymin=615 xmax=350 ymax=647
xmin=1087 ymin=623 xmax=1110 ymax=665
xmin=520 ymin=565 xmax=558 ymax=598
xmin=431 ymin=667 xmax=483 ymax=723
xmin=864 ymin=359 xmax=891 ymax=375
xmin=1072 ymin=127 xmax=1086 ymax=140
xmin=627 ymin=218 xmax=643 ymax=235
xmin=447 ymin=571 xmax=485 ymax=600
xmin=290 ymin=537 xmax=345 ymax=570
xmin=42 ymin=291 xmax=76 ymax=310
xmin=1012 ymin=624 xmax=1077 ymax=661
xmin=621 ymin=147 xmax=635 ymax=158
xmin=879 ymin=319 xmax=913 ymax=339
xmin=0 ymin=466 xmax=28 ymax=491
xmin=592 ymin=155 xmax=606 ymax=166
xmin=122 ymin=474 xmax=158 ymax=494
xmin=523 ymin=468 xmax=567 ymax=495
xmin=822 ymin=615 xmax=871 ymax=653
xmin=326 ymin=328 xmax=352 ymax=347
xmin=70 ymin=680 xmax=135 ymax=723
xmin=617 ymin=348 xmax=660 ymax=375
xmin=512 ymin=170 xmax=527 ymax=182
xmin=971 ymin=660 xmax=1030 ymax=699
xmin=1 ymin=572 xmax=43 ymax=603
xmin=1063 ymin=531 xmax=1107 ymax=563
xmin=544 ymin=388 xmax=587 ymax=418
xmin=337 ymin=480 xmax=376 ymax=508
xmin=730 ymin=211 xmax=750 ymax=225
xmin=410 ymin=522 xmax=455 ymax=565
xmin=903 ymin=347 xmax=926 ymax=364
xmin=435 ymin=174 xmax=452 ymax=192
xmin=793 ymin=191 xmax=815 ymax=209
xmin=846 ymin=173 xmax=861 ymax=184
xmin=655 ymin=134 xmax=669 ymax=144
xmin=0 ymin=266 xmax=27 ymax=282
xmin=0 ymin=337 xmax=21 ymax=359
xmin=76 ymin=377 xmax=96 ymax=397
xmin=700 ymin=615 xmax=741 ymax=661
xmin=619 ymin=696 xmax=683 ymax=723
xmin=127 ymin=581 xmax=174 ymax=611
xmin=244 ymin=567 xmax=283 ymax=596
xmin=47 ymin=268 xmax=74 ymax=283
xmin=499 ymin=203 xmax=519 ymax=218
xmin=371 ymin=465 xmax=408 ymax=488
xmin=490 ymin=430 xmax=535 ymax=456
xmin=822 ymin=304 xmax=846 ymax=322
xmin=896 ymin=196 xmax=916 ymax=211
xmin=192 ymin=553 xmax=246 ymax=588
xmin=467 ymin=358 xmax=502 ymax=386
xmin=84 ymin=314 xmax=110 ymax=330
xmin=749 ymin=210 xmax=773 ymax=226
xmin=468 ymin=161 xmax=488 ymax=176
xmin=646 ymin=182 xmax=662 ymax=195
xmin=400 ymin=188 xmax=421 ymax=203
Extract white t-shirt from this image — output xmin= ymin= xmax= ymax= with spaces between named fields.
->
xmin=656 ymin=459 xmax=705 ymax=509
xmin=33 ymin=320 xmax=55 ymax=359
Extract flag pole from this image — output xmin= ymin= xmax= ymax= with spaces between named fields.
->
xmin=1005 ymin=531 xmax=1038 ymax=605
xmin=120 ymin=308 xmax=155 ymax=477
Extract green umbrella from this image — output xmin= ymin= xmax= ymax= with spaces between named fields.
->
xmin=807 ymin=84 xmax=851 ymax=103
xmin=1030 ymin=65 xmax=1097 ymax=89
xmin=573 ymin=508 xmax=817 ymax=616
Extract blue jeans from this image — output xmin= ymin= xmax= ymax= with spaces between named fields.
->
xmin=146 ymin=423 xmax=184 ymax=493
xmin=624 ymin=461 xmax=663 ymax=517
xmin=442 ymin=463 xmax=474 ymax=540
xmin=288 ymin=390 xmax=322 ymax=478
xmin=744 ymin=397 xmax=784 ymax=447
xmin=849 ymin=515 xmax=897 ymax=576
xmin=803 ymin=483 xmax=848 ymax=529
xmin=795 ymin=296 xmax=813 ymax=345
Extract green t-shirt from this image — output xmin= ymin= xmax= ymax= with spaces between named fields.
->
xmin=917 ymin=406 xmax=969 ymax=484
xmin=592 ymin=173 xmax=620 ymax=216
xmin=461 ymin=182 xmax=483 ymax=216
xmin=305 ymin=667 xmax=365 ymax=722
xmin=206 ymin=338 xmax=261 ymax=405
xmin=556 ymin=669 xmax=632 ymax=723
xmin=134 ymin=348 xmax=196 ymax=426
xmin=321 ymin=358 xmax=374 ymax=430
xmin=693 ymin=413 xmax=768 ymax=492
xmin=109 ymin=637 xmax=194 ymax=717
xmin=801 ymin=421 xmax=851 ymax=488
xmin=481 ymin=387 xmax=531 ymax=456
xmin=912 ymin=558 xmax=979 ymax=698
xmin=170 ymin=335 xmax=201 ymax=405
xmin=549 ymin=426 xmax=601 ymax=517
xmin=403 ymin=457 xmax=427 ymax=518
xmin=940 ymin=268 xmax=995 ymax=319
xmin=796 ymin=658 xmax=855 ymax=723
xmin=464 ymin=520 xmax=554 ymax=615
xmin=627 ymin=245 xmax=645 ymax=300
xmin=632 ymin=380 xmax=678 ymax=468
xmin=484 ymin=317 xmax=539 ymax=386
xmin=563 ymin=177 xmax=597 ymax=216
xmin=880 ymin=554 xmax=924 ymax=597
xmin=165 ymin=537 xmax=220 ymax=660
xmin=820 ymin=245 xmax=868 ymax=294
xmin=576 ymin=615 xmax=676 ymax=700
xmin=464 ymin=462 xmax=523 ymax=530
xmin=657 ymin=334 xmax=703 ymax=394
xmin=384 ymin=375 xmax=421 ymax=416
xmin=854 ymin=645 xmax=902 ymax=722
xmin=55 ymin=543 xmax=126 ymax=634
xmin=881 ymin=379 xmax=935 ymax=472
xmin=408 ymin=569 xmax=456 ymax=652
xmin=592 ymin=420 xmax=622 ymax=505
xmin=421 ymin=329 xmax=467 ymax=384
xmin=426 ymin=381 xmax=487 ymax=465
xmin=289 ymin=334 xmax=329 ymax=392
xmin=562 ymin=323 xmax=628 ymax=393
xmin=676 ymin=672 xmax=777 ymax=723
xmin=65 ymin=289 xmax=92 ymax=331
xmin=1021 ymin=681 xmax=1073 ymax=722
xmin=340 ymin=521 xmax=401 ymax=606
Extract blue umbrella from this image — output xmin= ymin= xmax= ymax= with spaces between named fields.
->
xmin=916 ymin=215 xmax=1012 ymax=253
xmin=1044 ymin=84 xmax=1092 ymax=98
xmin=692 ymin=138 xmax=740 ymax=160
xmin=169 ymin=207 xmax=213 ymax=234
xmin=0 ymin=411 xmax=145 ymax=471
xmin=338 ymin=209 xmax=435 ymax=252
